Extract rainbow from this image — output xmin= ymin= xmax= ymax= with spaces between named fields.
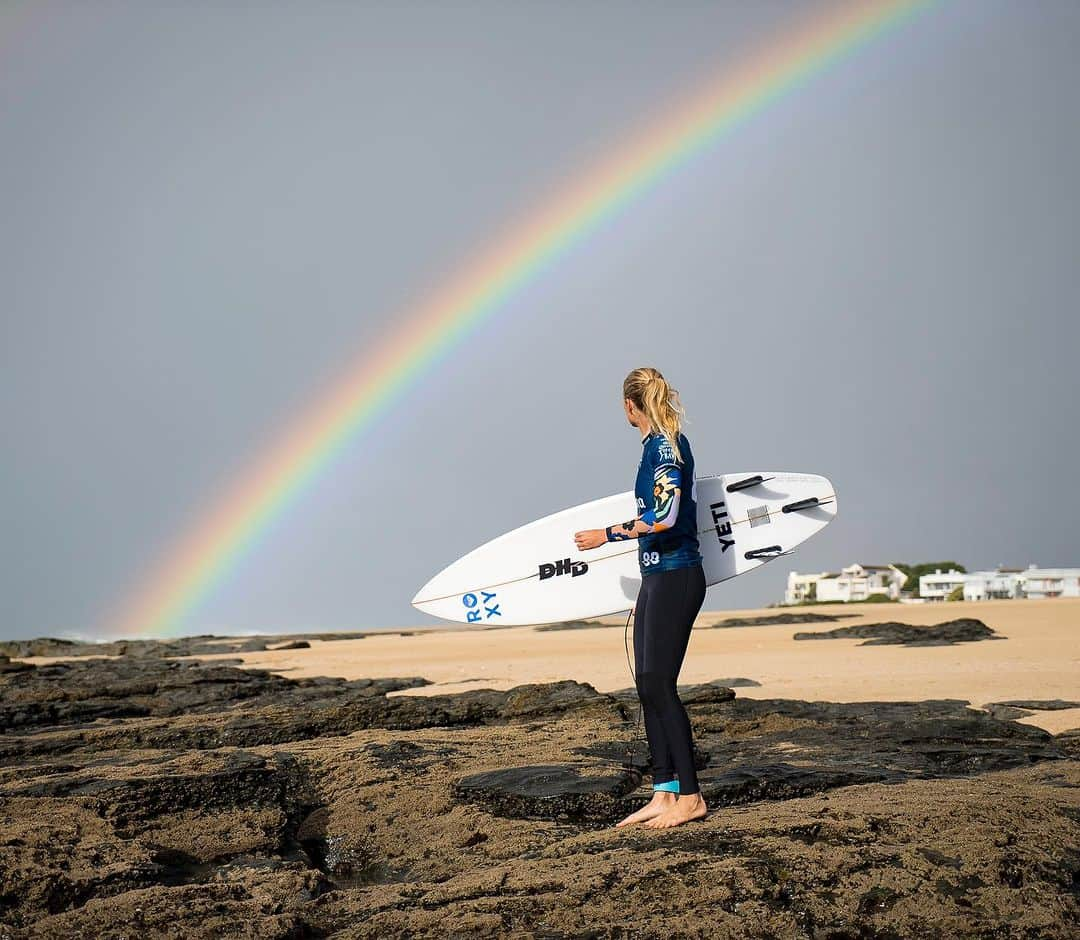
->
xmin=104 ymin=0 xmax=937 ymax=637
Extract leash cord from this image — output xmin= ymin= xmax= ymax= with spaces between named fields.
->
xmin=623 ymin=604 xmax=642 ymax=773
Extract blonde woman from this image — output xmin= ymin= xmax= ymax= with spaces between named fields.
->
xmin=574 ymin=367 xmax=708 ymax=829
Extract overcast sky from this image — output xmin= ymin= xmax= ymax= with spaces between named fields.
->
xmin=2 ymin=1 xmax=1078 ymax=640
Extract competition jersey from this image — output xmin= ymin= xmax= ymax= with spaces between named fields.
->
xmin=635 ymin=430 xmax=703 ymax=576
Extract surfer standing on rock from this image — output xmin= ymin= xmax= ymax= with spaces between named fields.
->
xmin=574 ymin=367 xmax=708 ymax=829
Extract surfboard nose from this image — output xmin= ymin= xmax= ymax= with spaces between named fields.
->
xmin=410 ymin=582 xmax=431 ymax=607
xmin=411 ymin=571 xmax=446 ymax=608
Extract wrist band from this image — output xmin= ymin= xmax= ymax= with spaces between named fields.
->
xmin=604 ymin=525 xmax=613 ymax=542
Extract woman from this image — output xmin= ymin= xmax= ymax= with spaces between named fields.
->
xmin=574 ymin=367 xmax=708 ymax=829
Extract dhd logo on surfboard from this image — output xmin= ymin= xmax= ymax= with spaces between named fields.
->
xmin=539 ymin=558 xmax=589 ymax=580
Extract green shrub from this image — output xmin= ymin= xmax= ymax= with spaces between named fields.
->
xmin=863 ymin=593 xmax=895 ymax=603
xmin=892 ymin=561 xmax=967 ymax=597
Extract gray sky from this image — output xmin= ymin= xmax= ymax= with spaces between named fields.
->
xmin=2 ymin=1 xmax=1078 ymax=640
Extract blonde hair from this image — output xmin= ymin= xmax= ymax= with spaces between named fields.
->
xmin=623 ymin=367 xmax=687 ymax=463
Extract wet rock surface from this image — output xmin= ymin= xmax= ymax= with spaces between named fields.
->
xmin=535 ymin=611 xmax=857 ymax=631
xmin=991 ymin=699 xmax=1080 ymax=711
xmin=979 ymin=700 xmax=1080 ymax=721
xmin=0 ymin=648 xmax=1076 ymax=938
xmin=0 ymin=632 xmax=374 ymax=660
xmin=0 ymin=655 xmax=33 ymax=675
xmin=699 ymin=676 xmax=761 ymax=687
xmin=532 ymin=619 xmax=611 ymax=631
xmin=699 ymin=612 xmax=858 ymax=629
xmin=793 ymin=617 xmax=1001 ymax=646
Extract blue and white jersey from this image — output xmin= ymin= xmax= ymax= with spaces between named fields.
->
xmin=635 ymin=431 xmax=703 ymax=575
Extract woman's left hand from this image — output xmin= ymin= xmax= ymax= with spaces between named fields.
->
xmin=574 ymin=528 xmax=606 ymax=551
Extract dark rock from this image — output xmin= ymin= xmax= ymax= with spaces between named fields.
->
xmin=988 ymin=699 xmax=1080 ymax=711
xmin=0 ymin=637 xmax=80 ymax=658
xmin=0 ymin=668 xmax=617 ymax=760
xmin=999 ymin=853 xmax=1025 ymax=888
xmin=0 ymin=642 xmax=1077 ymax=937
xmin=699 ymin=612 xmax=855 ymax=628
xmin=1056 ymin=729 xmax=1080 ymax=759
xmin=293 ymin=809 xmax=403 ymax=888
xmin=0 ymin=654 xmax=34 ymax=674
xmin=6 ymin=750 xmax=287 ymax=821
xmin=0 ymin=658 xmax=298 ymax=731
xmin=935 ymin=873 xmax=987 ymax=903
xmin=981 ymin=704 xmax=1035 ymax=720
xmin=917 ymin=846 xmax=963 ymax=869
xmin=453 ymin=764 xmax=640 ymax=822
xmin=534 ymin=612 xmax=857 ymax=632
xmin=858 ymin=885 xmax=902 ymax=916
xmin=685 ymin=697 xmax=1066 ymax=784
xmin=607 ymin=679 xmax=738 ymax=705
xmin=499 ymin=680 xmax=614 ymax=719
xmin=793 ymin=618 xmax=1001 ymax=646
xmin=698 ymin=763 xmax=893 ymax=806
xmin=453 ymin=759 xmax=890 ymax=825
xmin=363 ymin=740 xmax=454 ymax=772
xmin=533 ymin=619 xmax=611 ymax=631
xmin=0 ymin=631 xmax=375 ymax=661
xmin=0 ymin=655 xmax=435 ymax=740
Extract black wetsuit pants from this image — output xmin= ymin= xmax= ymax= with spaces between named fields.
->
xmin=633 ymin=563 xmax=707 ymax=796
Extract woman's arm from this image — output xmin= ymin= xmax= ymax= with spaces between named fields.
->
xmin=605 ymin=465 xmax=682 ymax=541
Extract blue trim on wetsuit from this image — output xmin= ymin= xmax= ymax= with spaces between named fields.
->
xmin=652 ymin=779 xmax=680 ymax=793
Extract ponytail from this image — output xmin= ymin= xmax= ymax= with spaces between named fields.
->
xmin=622 ymin=367 xmax=687 ymax=463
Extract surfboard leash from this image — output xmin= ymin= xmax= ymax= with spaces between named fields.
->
xmin=622 ymin=604 xmax=643 ymax=778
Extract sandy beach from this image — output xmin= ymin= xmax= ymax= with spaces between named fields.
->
xmin=181 ymin=598 xmax=1080 ymax=735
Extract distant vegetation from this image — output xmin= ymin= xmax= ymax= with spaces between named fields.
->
xmin=780 ymin=594 xmax=897 ymax=607
xmin=863 ymin=593 xmax=896 ymax=604
xmin=891 ymin=562 xmax=967 ymax=598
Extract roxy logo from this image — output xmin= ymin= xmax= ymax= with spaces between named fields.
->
xmin=462 ymin=590 xmax=500 ymax=622
xmin=539 ymin=558 xmax=589 ymax=580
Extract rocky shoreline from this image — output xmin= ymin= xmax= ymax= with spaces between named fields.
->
xmin=0 ymin=638 xmax=1077 ymax=938
xmin=0 ymin=632 xmax=387 ymax=661
xmin=791 ymin=617 xmax=1003 ymax=646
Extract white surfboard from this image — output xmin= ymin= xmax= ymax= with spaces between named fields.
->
xmin=411 ymin=472 xmax=836 ymax=626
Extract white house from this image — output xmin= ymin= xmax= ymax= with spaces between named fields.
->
xmin=785 ymin=571 xmax=824 ymax=605
xmin=789 ymin=563 xmax=1080 ymax=604
xmin=962 ymin=568 xmax=1025 ymax=601
xmin=919 ymin=565 xmax=1080 ymax=601
xmin=786 ymin=564 xmax=906 ymax=604
xmin=1020 ymin=566 xmax=1080 ymax=599
xmin=919 ymin=569 xmax=968 ymax=601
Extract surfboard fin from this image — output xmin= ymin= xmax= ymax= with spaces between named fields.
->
xmin=726 ymin=474 xmax=774 ymax=493
xmin=781 ymin=497 xmax=820 ymax=514
xmin=744 ymin=545 xmax=791 ymax=560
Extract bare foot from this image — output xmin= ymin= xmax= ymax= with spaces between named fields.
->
xmin=641 ymin=793 xmax=708 ymax=829
xmin=614 ymin=791 xmax=677 ymax=828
